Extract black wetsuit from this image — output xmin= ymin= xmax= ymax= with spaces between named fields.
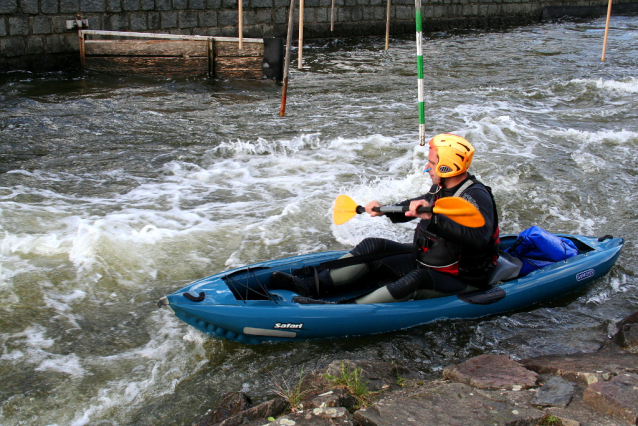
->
xmin=349 ymin=174 xmax=499 ymax=301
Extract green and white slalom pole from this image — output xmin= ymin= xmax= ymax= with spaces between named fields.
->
xmin=415 ymin=0 xmax=426 ymax=146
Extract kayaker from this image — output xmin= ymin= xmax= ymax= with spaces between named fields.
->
xmin=270 ymin=133 xmax=500 ymax=304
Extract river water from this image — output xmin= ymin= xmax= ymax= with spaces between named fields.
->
xmin=1 ymin=15 xmax=637 ymax=426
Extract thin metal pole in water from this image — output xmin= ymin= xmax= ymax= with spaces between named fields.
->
xmin=280 ymin=0 xmax=295 ymax=117
xmin=298 ymin=0 xmax=304 ymax=68
xmin=415 ymin=0 xmax=425 ymax=145
xmin=385 ymin=0 xmax=391 ymax=50
xmin=601 ymin=0 xmax=613 ymax=61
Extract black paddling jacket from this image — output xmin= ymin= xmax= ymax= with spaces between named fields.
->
xmin=387 ymin=174 xmax=500 ymax=288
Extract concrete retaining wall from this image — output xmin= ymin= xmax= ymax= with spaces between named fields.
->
xmin=1 ymin=0 xmax=635 ymax=72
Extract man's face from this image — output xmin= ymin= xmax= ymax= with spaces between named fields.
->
xmin=427 ymin=149 xmax=440 ymax=186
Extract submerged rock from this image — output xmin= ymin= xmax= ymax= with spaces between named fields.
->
xmin=197 ymin=392 xmax=253 ymax=426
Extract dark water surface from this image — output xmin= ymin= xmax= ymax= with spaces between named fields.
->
xmin=1 ymin=16 xmax=637 ymax=426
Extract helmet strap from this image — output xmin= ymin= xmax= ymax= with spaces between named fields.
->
xmin=428 ymin=183 xmax=442 ymax=195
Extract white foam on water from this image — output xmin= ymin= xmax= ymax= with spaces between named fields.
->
xmin=585 ymin=274 xmax=635 ymax=305
xmin=0 ymin=324 xmax=89 ymax=379
xmin=43 ymin=289 xmax=86 ymax=329
xmin=572 ymin=76 xmax=638 ymax=94
xmin=548 ymin=127 xmax=638 ymax=146
xmin=210 ymin=134 xmax=324 ymax=157
xmin=35 ymin=353 xmax=86 ymax=377
xmin=65 ymin=311 xmax=209 ymax=426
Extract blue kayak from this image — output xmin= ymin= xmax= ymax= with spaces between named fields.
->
xmin=158 ymin=234 xmax=623 ymax=344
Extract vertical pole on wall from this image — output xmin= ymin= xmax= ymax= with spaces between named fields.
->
xmin=601 ymin=0 xmax=613 ymax=61
xmin=208 ymin=38 xmax=214 ymax=77
xmin=280 ymin=0 xmax=295 ymax=117
xmin=238 ymin=0 xmax=243 ymax=50
xmin=78 ymin=30 xmax=86 ymax=68
xmin=415 ymin=0 xmax=425 ymax=145
xmin=385 ymin=0 xmax=391 ymax=50
xmin=298 ymin=0 xmax=304 ymax=68
xmin=331 ymin=0 xmax=335 ymax=31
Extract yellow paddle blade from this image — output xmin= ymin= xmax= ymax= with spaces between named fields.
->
xmin=333 ymin=194 xmax=360 ymax=225
xmin=432 ymin=197 xmax=485 ymax=228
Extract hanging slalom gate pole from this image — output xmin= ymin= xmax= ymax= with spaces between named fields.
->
xmin=280 ymin=0 xmax=295 ymax=117
xmin=601 ymin=0 xmax=613 ymax=61
xmin=238 ymin=0 xmax=243 ymax=50
xmin=415 ymin=0 xmax=425 ymax=145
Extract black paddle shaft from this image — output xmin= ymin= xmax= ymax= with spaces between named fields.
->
xmin=355 ymin=205 xmax=434 ymax=214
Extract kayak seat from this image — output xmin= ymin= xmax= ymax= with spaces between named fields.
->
xmin=487 ymin=251 xmax=523 ymax=286
xmin=415 ymin=252 xmax=523 ymax=300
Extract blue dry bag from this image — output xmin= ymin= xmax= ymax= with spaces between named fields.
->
xmin=506 ymin=226 xmax=579 ymax=277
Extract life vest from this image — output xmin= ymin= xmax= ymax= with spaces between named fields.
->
xmin=414 ymin=178 xmax=500 ymax=288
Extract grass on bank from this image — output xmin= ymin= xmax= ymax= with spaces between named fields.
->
xmin=324 ymin=361 xmax=376 ymax=409
xmin=270 ymin=367 xmax=312 ymax=413
xmin=269 ymin=361 xmax=378 ymax=415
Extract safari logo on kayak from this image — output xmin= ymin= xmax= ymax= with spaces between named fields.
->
xmin=576 ymin=269 xmax=595 ymax=281
xmin=274 ymin=322 xmax=304 ymax=329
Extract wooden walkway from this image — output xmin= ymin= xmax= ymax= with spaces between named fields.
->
xmin=79 ymin=30 xmax=279 ymax=80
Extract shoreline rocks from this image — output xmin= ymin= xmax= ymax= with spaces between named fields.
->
xmin=197 ymin=311 xmax=638 ymax=426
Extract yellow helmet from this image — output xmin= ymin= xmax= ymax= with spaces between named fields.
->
xmin=428 ymin=133 xmax=474 ymax=178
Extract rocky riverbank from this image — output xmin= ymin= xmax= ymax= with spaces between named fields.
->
xmin=195 ymin=312 xmax=638 ymax=426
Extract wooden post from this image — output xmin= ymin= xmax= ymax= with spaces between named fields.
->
xmin=280 ymin=0 xmax=295 ymax=117
xmin=79 ymin=30 xmax=86 ymax=68
xmin=385 ymin=0 xmax=391 ymax=50
xmin=331 ymin=0 xmax=335 ymax=31
xmin=208 ymin=38 xmax=214 ymax=77
xmin=238 ymin=0 xmax=243 ymax=50
xmin=298 ymin=0 xmax=304 ymax=69
xmin=601 ymin=0 xmax=613 ymax=61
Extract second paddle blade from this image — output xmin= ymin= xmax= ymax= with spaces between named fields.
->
xmin=432 ymin=197 xmax=485 ymax=228
xmin=333 ymin=194 xmax=359 ymax=225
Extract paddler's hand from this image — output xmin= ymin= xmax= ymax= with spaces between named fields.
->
xmin=406 ymin=199 xmax=432 ymax=220
xmin=365 ymin=200 xmax=384 ymax=217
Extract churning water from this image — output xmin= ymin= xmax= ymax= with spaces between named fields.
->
xmin=1 ymin=15 xmax=637 ymax=426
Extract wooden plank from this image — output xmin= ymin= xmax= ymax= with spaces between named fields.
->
xmin=85 ymin=57 xmax=209 ymax=76
xmin=214 ymin=41 xmax=263 ymax=57
xmin=79 ymin=30 xmax=263 ymax=44
xmin=215 ymin=68 xmax=264 ymax=80
xmin=85 ymin=40 xmax=208 ymax=57
xmin=214 ymin=56 xmax=263 ymax=80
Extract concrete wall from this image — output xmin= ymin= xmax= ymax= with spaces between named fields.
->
xmin=0 ymin=0 xmax=633 ymax=72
